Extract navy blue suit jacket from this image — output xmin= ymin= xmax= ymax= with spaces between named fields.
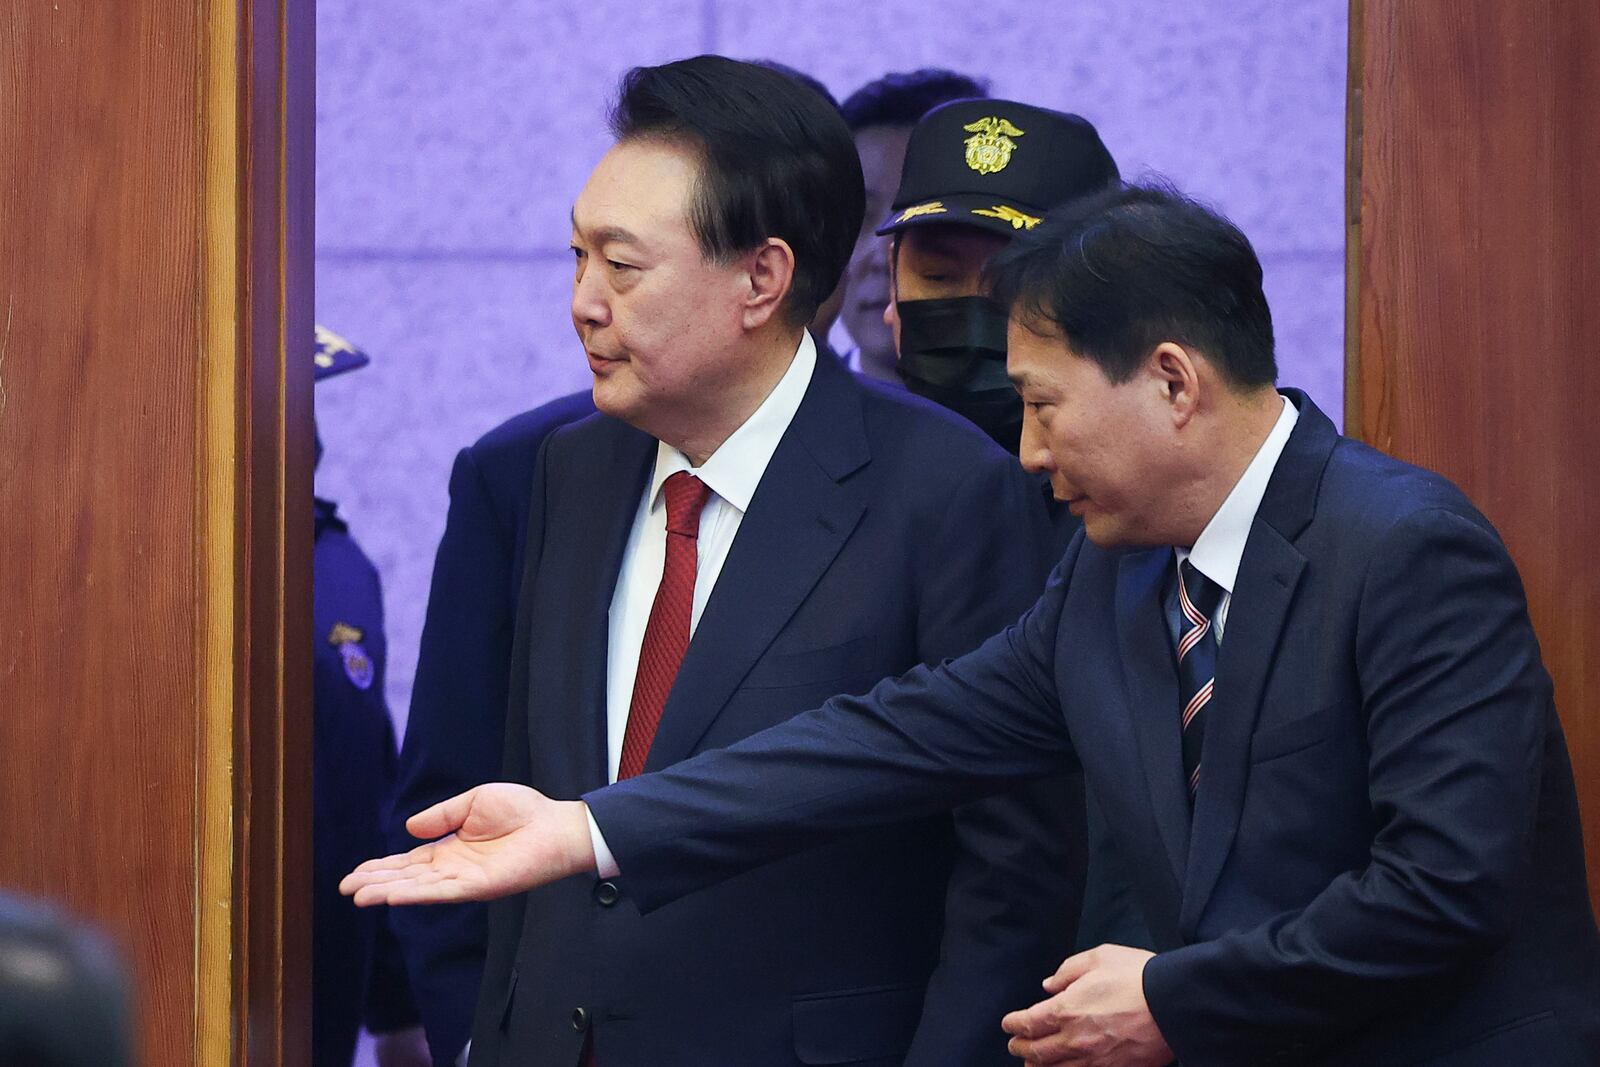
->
xmin=589 ymin=392 xmax=1600 ymax=1067
xmin=389 ymin=390 xmax=597 ymax=1066
xmin=473 ymin=352 xmax=1085 ymax=1067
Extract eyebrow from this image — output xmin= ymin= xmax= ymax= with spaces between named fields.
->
xmin=570 ymin=208 xmax=645 ymax=251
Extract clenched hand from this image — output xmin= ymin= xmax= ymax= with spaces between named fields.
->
xmin=1003 ymin=945 xmax=1173 ymax=1066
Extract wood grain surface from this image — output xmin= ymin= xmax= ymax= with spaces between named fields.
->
xmin=0 ymin=0 xmax=315 ymax=1062
xmin=1350 ymin=0 xmax=1600 ymax=915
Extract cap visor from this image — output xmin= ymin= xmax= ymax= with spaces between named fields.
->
xmin=876 ymin=194 xmax=1048 ymax=237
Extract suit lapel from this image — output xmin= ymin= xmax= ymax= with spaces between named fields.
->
xmin=643 ymin=355 xmax=870 ymax=771
xmin=1178 ymin=526 xmax=1304 ymax=932
xmin=1116 ymin=547 xmax=1190 ymax=886
xmin=543 ymin=419 xmax=655 ymax=793
xmin=1178 ymin=390 xmax=1334 ymax=931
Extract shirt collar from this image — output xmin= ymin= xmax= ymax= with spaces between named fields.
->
xmin=1178 ymin=394 xmax=1299 ymax=595
xmin=648 ymin=331 xmax=818 ymax=515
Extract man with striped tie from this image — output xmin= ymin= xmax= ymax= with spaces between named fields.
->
xmin=345 ymin=182 xmax=1600 ymax=1066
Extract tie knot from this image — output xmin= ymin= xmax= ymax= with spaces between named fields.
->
xmin=1179 ymin=560 xmax=1224 ymax=621
xmin=662 ymin=471 xmax=711 ymax=538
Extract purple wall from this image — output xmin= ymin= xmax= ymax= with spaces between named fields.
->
xmin=314 ymin=0 xmax=1348 ymax=741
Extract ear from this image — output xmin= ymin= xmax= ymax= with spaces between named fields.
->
xmin=1148 ymin=342 xmax=1202 ymax=428
xmin=741 ymin=238 xmax=797 ymax=330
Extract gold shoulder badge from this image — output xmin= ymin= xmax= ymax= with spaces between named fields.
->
xmin=972 ymin=205 xmax=1043 ymax=230
xmin=896 ymin=200 xmax=948 ymax=223
xmin=962 ymin=117 xmax=1026 ymax=175
xmin=327 ymin=621 xmax=365 ymax=647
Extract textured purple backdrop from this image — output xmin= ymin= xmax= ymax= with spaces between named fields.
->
xmin=314 ymin=0 xmax=1348 ymax=742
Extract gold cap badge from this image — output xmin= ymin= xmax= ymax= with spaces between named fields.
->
xmin=962 ymin=117 xmax=1025 ymax=175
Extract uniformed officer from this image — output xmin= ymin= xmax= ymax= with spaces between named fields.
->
xmin=312 ymin=327 xmax=429 ymax=1067
xmin=873 ymin=103 xmax=1152 ymax=953
xmin=837 ymin=68 xmax=991 ymax=383
xmin=879 ymin=99 xmax=1120 ymax=455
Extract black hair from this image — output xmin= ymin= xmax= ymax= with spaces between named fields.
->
xmin=610 ymin=55 xmax=863 ymax=327
xmin=839 ymin=68 xmax=990 ymax=131
xmin=987 ymin=181 xmax=1277 ymax=387
xmin=0 ymin=894 xmax=132 ymax=1067
xmin=749 ymin=59 xmax=840 ymax=111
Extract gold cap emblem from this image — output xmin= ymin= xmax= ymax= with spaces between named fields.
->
xmin=962 ymin=117 xmax=1025 ymax=175
xmin=896 ymin=201 xmax=948 ymax=224
xmin=971 ymin=205 xmax=1042 ymax=230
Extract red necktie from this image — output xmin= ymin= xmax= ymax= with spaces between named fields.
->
xmin=617 ymin=471 xmax=712 ymax=780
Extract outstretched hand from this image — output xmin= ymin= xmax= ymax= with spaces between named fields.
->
xmin=339 ymin=783 xmax=596 ymax=907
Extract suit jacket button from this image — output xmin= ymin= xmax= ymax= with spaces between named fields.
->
xmin=571 ymin=1007 xmax=589 ymax=1032
xmin=594 ymin=880 xmax=620 ymax=907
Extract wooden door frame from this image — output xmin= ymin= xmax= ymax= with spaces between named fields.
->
xmin=197 ymin=0 xmax=316 ymax=1061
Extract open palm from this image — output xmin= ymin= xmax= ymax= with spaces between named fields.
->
xmin=339 ymin=783 xmax=593 ymax=906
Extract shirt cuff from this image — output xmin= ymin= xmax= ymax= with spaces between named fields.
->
xmin=586 ymin=805 xmax=621 ymax=878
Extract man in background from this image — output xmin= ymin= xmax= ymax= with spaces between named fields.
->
xmin=870 ymin=98 xmax=1146 ymax=952
xmin=880 ymin=98 xmax=1119 ymax=455
xmin=311 ymin=327 xmax=429 ymax=1067
xmin=838 ymin=69 xmax=989 ymax=382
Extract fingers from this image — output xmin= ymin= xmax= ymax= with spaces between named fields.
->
xmin=1002 ymin=1003 xmax=1047 ymax=1039
xmin=339 ymin=843 xmax=436 ymax=896
xmin=405 ymin=786 xmax=481 ymax=840
xmin=352 ymin=868 xmax=464 ymax=908
xmin=1042 ymin=947 xmax=1097 ymax=993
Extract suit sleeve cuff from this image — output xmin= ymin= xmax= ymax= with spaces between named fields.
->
xmin=586 ymin=805 xmax=621 ymax=878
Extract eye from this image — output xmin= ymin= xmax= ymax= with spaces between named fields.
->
xmin=607 ymin=259 xmax=636 ymax=272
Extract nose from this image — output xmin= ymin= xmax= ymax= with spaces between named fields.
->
xmin=1018 ymin=409 xmax=1053 ymax=476
xmin=571 ymin=259 xmax=610 ymax=329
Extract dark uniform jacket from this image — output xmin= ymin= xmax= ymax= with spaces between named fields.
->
xmin=313 ymin=498 xmax=418 ymax=1066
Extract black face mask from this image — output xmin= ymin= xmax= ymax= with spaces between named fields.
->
xmin=896 ymin=295 xmax=1022 ymax=454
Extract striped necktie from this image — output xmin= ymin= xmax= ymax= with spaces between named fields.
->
xmin=1167 ymin=558 xmax=1224 ymax=803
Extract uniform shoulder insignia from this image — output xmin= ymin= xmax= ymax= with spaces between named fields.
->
xmin=962 ymin=116 xmax=1025 ymax=175
xmin=327 ymin=621 xmax=374 ymax=691
xmin=327 ymin=621 xmax=364 ymax=646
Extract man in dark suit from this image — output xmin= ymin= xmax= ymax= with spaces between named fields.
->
xmin=347 ymin=183 xmax=1600 ymax=1066
xmin=387 ymin=389 xmax=593 ymax=1067
xmin=388 ymin=55 xmax=1084 ymax=1067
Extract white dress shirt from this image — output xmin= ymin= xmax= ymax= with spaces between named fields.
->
xmin=588 ymin=332 xmax=817 ymax=877
xmin=1177 ymin=394 xmax=1299 ymax=640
